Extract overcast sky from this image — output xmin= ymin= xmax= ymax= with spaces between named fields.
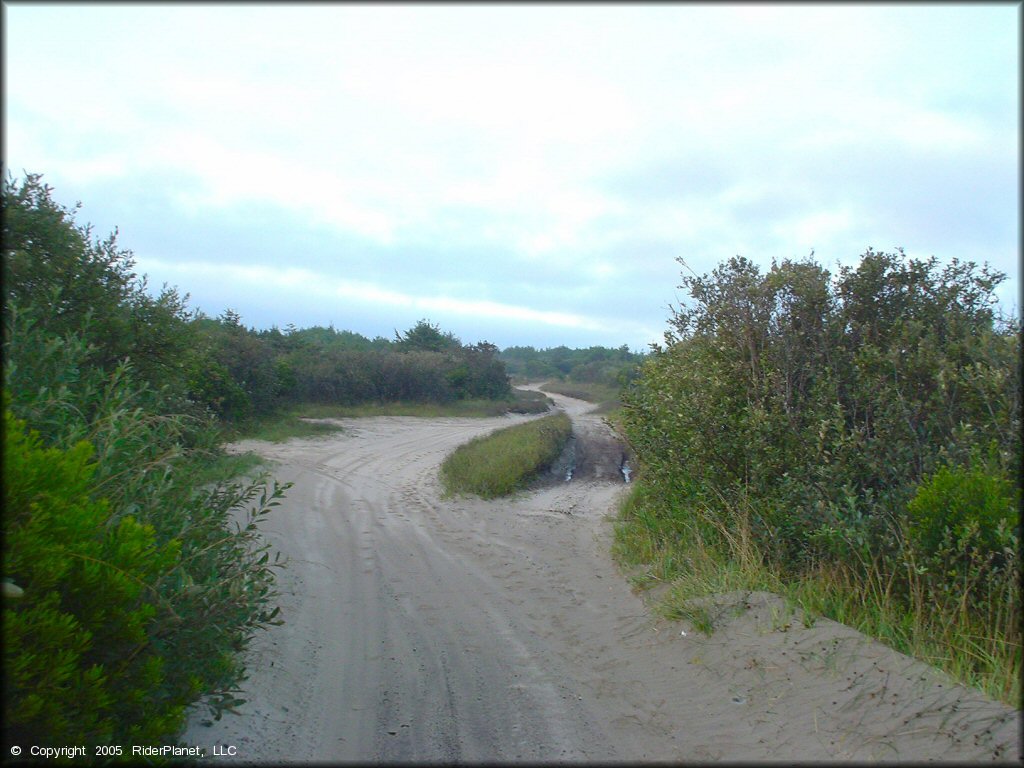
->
xmin=3 ymin=3 xmax=1019 ymax=350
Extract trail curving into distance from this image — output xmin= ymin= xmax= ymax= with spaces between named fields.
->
xmin=183 ymin=391 xmax=1019 ymax=763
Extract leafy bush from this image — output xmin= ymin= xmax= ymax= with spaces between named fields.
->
xmin=624 ymin=250 xmax=1020 ymax=568
xmin=3 ymin=410 xmax=184 ymax=746
xmin=2 ymin=172 xmax=197 ymax=396
xmin=906 ymin=457 xmax=1018 ymax=574
xmin=3 ymin=300 xmax=290 ymax=747
xmin=619 ymin=249 xmax=1021 ymax=701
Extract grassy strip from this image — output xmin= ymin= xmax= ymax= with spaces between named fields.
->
xmin=189 ymin=450 xmax=269 ymax=486
xmin=440 ymin=412 xmax=572 ymax=499
xmin=539 ymin=380 xmax=620 ymax=405
xmin=507 ymin=389 xmax=553 ymax=414
xmin=230 ymin=392 xmax=548 ymax=437
xmin=227 ymin=410 xmax=346 ymax=443
xmin=291 ymin=397 xmax=529 ymax=419
xmin=539 ymin=380 xmax=625 ymax=422
xmin=612 ymin=481 xmax=1021 ymax=706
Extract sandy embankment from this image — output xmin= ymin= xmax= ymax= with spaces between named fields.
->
xmin=182 ymin=390 xmax=1020 ymax=763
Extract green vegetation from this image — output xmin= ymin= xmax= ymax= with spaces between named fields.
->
xmin=505 ymin=388 xmax=552 ymax=414
xmin=187 ymin=315 xmax=511 ymax=423
xmin=190 ymin=450 xmax=268 ymax=488
xmin=230 ymin=389 xmax=550 ymax=438
xmin=440 ymin=412 xmax=573 ymax=499
xmin=4 ymin=411 xmax=185 ymax=744
xmin=501 ymin=346 xmax=642 ymax=415
xmin=231 ymin=413 xmax=346 ymax=443
xmin=500 ymin=343 xmax=644 ymax=389
xmin=540 ymin=379 xmax=621 ymax=407
xmin=0 ymin=171 xmax=519 ymax=748
xmin=616 ymin=251 xmax=1021 ymax=704
xmin=319 ymin=387 xmax=547 ymax=420
xmin=3 ymin=318 xmax=288 ymax=748
xmin=3 ymin=173 xmax=294 ymax=748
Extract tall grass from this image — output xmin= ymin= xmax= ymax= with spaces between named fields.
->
xmin=613 ymin=481 xmax=1021 ymax=705
xmin=440 ymin=412 xmax=572 ymax=499
xmin=612 ymin=483 xmax=783 ymax=626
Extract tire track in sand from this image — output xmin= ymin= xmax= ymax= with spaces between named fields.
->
xmin=183 ymin=401 xmax=1019 ymax=763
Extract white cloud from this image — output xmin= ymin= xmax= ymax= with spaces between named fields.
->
xmin=778 ymin=210 xmax=855 ymax=250
xmin=136 ymin=258 xmax=611 ymax=333
xmin=4 ymin=4 xmax=1017 ymax=346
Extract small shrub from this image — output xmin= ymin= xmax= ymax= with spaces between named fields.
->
xmin=907 ymin=459 xmax=1018 ymax=570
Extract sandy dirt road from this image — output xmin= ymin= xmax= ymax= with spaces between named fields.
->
xmin=183 ymin=392 xmax=1019 ymax=763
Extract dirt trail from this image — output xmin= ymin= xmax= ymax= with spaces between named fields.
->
xmin=182 ymin=392 xmax=1019 ymax=763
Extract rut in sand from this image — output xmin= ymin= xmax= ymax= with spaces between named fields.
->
xmin=183 ymin=390 xmax=1020 ymax=763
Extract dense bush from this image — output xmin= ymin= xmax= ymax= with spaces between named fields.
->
xmin=620 ymin=249 xmax=1020 ymax=698
xmin=281 ymin=321 xmax=510 ymax=410
xmin=2 ymin=173 xmax=290 ymax=749
xmin=624 ymin=250 xmax=1019 ymax=565
xmin=2 ymin=173 xmax=197 ymax=397
xmin=3 ymin=411 xmax=183 ymax=745
xmin=2 ymin=312 xmax=290 ymax=749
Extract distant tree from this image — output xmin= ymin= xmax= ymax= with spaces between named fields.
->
xmin=498 ymin=343 xmax=643 ymax=387
xmin=395 ymin=319 xmax=461 ymax=353
xmin=452 ymin=341 xmax=510 ymax=399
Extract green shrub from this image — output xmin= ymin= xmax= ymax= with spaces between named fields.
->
xmin=3 ymin=308 xmax=291 ymax=744
xmin=3 ymin=172 xmax=297 ymax=745
xmin=624 ymin=251 xmax=1020 ymax=570
xmin=2 ymin=173 xmax=197 ymax=398
xmin=619 ymin=249 xmax=1021 ymax=702
xmin=907 ymin=458 xmax=1018 ymax=573
xmin=3 ymin=411 xmax=184 ymax=746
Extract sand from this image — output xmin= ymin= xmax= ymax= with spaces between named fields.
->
xmin=181 ymin=391 xmax=1020 ymax=762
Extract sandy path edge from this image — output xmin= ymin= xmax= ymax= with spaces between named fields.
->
xmin=180 ymin=392 xmax=1020 ymax=763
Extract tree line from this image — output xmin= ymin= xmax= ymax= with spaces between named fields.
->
xmin=189 ymin=314 xmax=511 ymax=423
xmin=500 ymin=343 xmax=644 ymax=390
